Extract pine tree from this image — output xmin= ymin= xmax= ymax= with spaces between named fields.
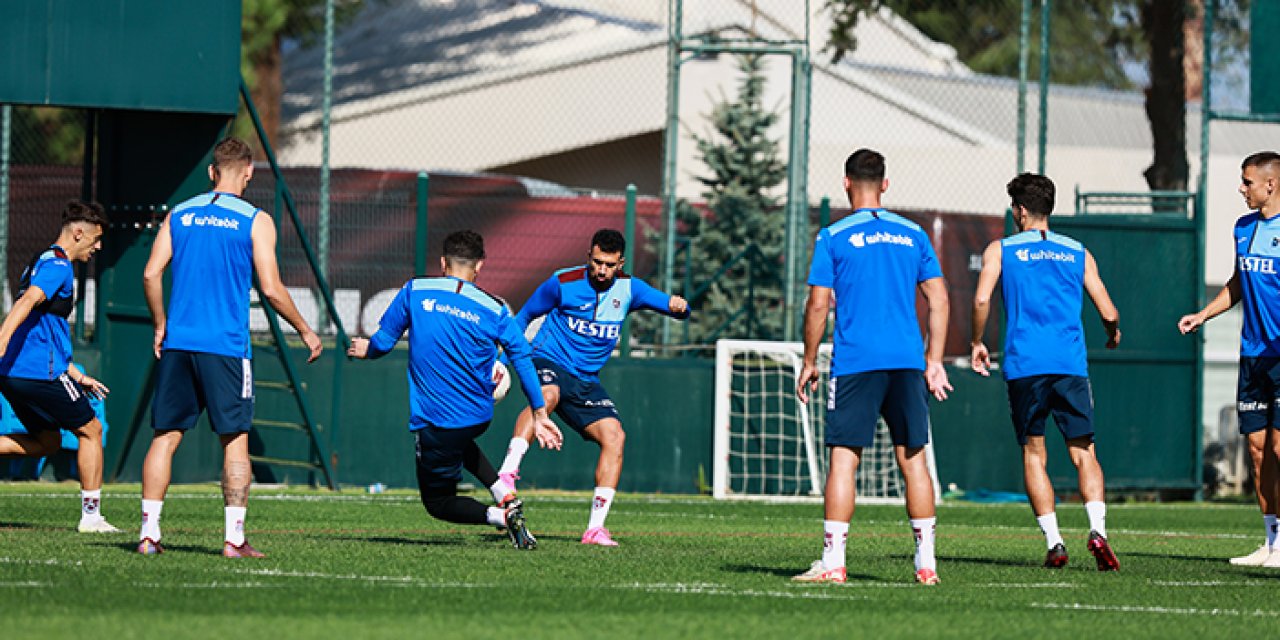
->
xmin=639 ymin=54 xmax=788 ymax=346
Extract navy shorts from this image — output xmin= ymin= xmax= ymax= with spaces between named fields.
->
xmin=534 ymin=357 xmax=619 ymax=437
xmin=1237 ymin=357 xmax=1280 ymax=434
xmin=1005 ymin=374 xmax=1095 ymax=445
xmin=0 ymin=374 xmax=95 ymax=432
xmin=152 ymin=350 xmax=254 ymax=435
xmin=825 ymin=370 xmax=930 ymax=449
xmin=414 ymin=421 xmax=489 ymax=490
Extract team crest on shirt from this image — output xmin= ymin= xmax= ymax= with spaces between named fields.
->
xmin=612 ymin=299 xmax=620 ymax=308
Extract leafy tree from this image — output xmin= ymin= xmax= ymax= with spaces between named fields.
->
xmin=9 ymin=107 xmax=85 ymax=166
xmin=822 ymin=0 xmax=1247 ymax=191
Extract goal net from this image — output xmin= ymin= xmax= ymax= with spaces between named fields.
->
xmin=713 ymin=339 xmax=941 ymax=504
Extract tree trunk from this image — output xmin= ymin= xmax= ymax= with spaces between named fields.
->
xmin=249 ymin=33 xmax=283 ymax=160
xmin=1142 ymin=0 xmax=1189 ymax=192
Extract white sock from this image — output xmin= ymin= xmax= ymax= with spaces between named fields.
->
xmin=587 ymin=487 xmax=615 ymax=530
xmin=1085 ymin=501 xmax=1107 ymax=537
xmin=1036 ymin=512 xmax=1064 ymax=548
xmin=498 ymin=437 xmax=529 ymax=475
xmin=140 ymin=499 xmax=164 ymax=541
xmin=489 ymin=479 xmax=514 ymax=504
xmin=225 ymin=506 xmax=247 ymax=546
xmin=911 ymin=517 xmax=937 ymax=571
xmin=1265 ymin=514 xmax=1278 ymax=548
xmin=822 ymin=520 xmax=849 ymax=570
xmin=486 ymin=507 xmax=507 ymax=527
xmin=80 ymin=488 xmax=101 ymax=519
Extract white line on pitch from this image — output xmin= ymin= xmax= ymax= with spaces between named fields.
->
xmin=0 ymin=581 xmax=49 ymax=587
xmin=1031 ymin=603 xmax=1280 ymax=617
xmin=0 ymin=557 xmax=83 ymax=567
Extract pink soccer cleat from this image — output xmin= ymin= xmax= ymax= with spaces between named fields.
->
xmin=223 ymin=540 xmax=266 ymax=558
xmin=581 ymin=527 xmax=619 ymax=547
xmin=915 ymin=568 xmax=940 ymax=585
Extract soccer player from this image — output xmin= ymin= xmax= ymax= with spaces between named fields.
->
xmin=1179 ymin=151 xmax=1280 ymax=567
xmin=496 ymin=229 xmax=689 ymax=546
xmin=138 ymin=137 xmax=323 ymax=557
xmin=0 ymin=200 xmax=118 ymax=533
xmin=347 ymin=230 xmax=562 ymax=549
xmin=970 ymin=173 xmax=1122 ymax=571
xmin=793 ymin=149 xmax=950 ymax=585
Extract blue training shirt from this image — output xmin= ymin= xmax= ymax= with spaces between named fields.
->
xmin=1234 ymin=211 xmax=1280 ymax=357
xmin=365 ymin=276 xmax=545 ymax=430
xmin=164 ymin=192 xmax=259 ymax=359
xmin=807 ymin=208 xmax=942 ymax=376
xmin=999 ymin=230 xmax=1088 ymax=379
xmin=518 ymin=267 xmax=690 ymax=381
xmin=0 ymin=247 xmax=76 ymax=380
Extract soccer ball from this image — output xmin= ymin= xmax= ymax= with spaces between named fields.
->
xmin=492 ymin=361 xmax=511 ymax=401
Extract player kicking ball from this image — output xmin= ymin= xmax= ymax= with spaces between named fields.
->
xmin=496 ymin=229 xmax=689 ymax=546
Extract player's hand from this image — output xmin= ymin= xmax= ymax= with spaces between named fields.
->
xmin=925 ymin=360 xmax=952 ymax=401
xmin=531 ymin=408 xmax=563 ymax=450
xmin=669 ymin=295 xmax=689 ymax=315
xmin=1106 ymin=328 xmax=1121 ymax=349
xmin=301 ymin=330 xmax=323 ymax=363
xmin=77 ymin=374 xmax=110 ymax=400
xmin=970 ymin=342 xmax=991 ymax=377
xmin=1177 ymin=312 xmax=1205 ymax=335
xmin=152 ymin=325 xmax=166 ymax=359
xmin=347 ymin=337 xmax=370 ymax=359
xmin=796 ymin=361 xmax=821 ymax=404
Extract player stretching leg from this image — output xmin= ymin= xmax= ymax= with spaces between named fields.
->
xmin=971 ymin=173 xmax=1121 ymax=571
xmin=496 ymin=229 xmax=689 ymax=546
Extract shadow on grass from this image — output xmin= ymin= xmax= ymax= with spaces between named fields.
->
xmin=0 ymin=521 xmax=37 ymax=530
xmin=330 ymin=535 xmax=467 ymax=547
xmin=98 ymin=540 xmax=217 ymax=555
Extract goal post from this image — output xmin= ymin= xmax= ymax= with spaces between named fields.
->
xmin=713 ymin=339 xmax=941 ymax=504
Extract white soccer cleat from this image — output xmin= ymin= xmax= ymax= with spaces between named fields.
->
xmin=78 ymin=518 xmax=123 ymax=533
xmin=1229 ymin=545 xmax=1272 ymax=566
xmin=792 ymin=559 xmax=847 ymax=584
xmin=1262 ymin=550 xmax=1280 ymax=569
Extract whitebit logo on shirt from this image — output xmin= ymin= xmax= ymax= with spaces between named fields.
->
xmin=1015 ymin=248 xmax=1076 ymax=263
xmin=849 ymin=231 xmax=913 ymax=249
xmin=565 ymin=316 xmax=621 ymax=339
xmin=1239 ymin=256 xmax=1278 ymax=274
xmin=421 ymin=298 xmax=481 ymax=324
xmin=179 ymin=211 xmax=240 ymax=230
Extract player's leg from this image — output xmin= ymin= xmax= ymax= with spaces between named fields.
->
xmin=0 ymin=427 xmax=59 ymax=458
xmin=580 ymin=416 xmax=624 ymax=545
xmin=883 ymin=371 xmax=938 ymax=584
xmin=416 ymin=423 xmax=536 ymax=549
xmin=1259 ymin=427 xmax=1280 ymax=567
xmin=1008 ymin=376 xmax=1067 ymax=566
xmin=205 ymin=354 xmax=262 ymax=558
xmin=497 ymin=359 xmax=564 ymax=490
xmin=68 ymin=416 xmax=121 ymax=532
xmin=0 ymin=377 xmax=63 ymax=458
xmin=1049 ymin=375 xmax=1116 ymax=571
xmin=462 ymin=439 xmax=515 ymax=506
xmin=794 ymin=373 xmax=880 ymax=583
xmin=139 ymin=352 xmax=202 ymax=553
xmin=1232 ymin=357 xmax=1277 ymax=565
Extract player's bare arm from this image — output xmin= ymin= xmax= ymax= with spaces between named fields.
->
xmin=919 ymin=276 xmax=952 ymax=401
xmin=970 ymin=240 xmax=1002 ymax=376
xmin=252 ymin=213 xmax=323 ymax=362
xmin=796 ymin=285 xmax=831 ymax=404
xmin=142 ymin=215 xmax=173 ymax=359
xmin=0 ymin=284 xmax=46 ymax=359
xmin=1083 ymin=250 xmax=1121 ymax=348
xmin=1178 ymin=272 xmax=1242 ymax=334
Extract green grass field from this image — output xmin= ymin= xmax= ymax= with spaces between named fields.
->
xmin=2 ymin=483 xmax=1277 ymax=639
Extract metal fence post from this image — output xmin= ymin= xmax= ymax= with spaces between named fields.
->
xmin=415 ymin=172 xmax=429 ymax=275
xmin=619 ymin=184 xmax=637 ymax=358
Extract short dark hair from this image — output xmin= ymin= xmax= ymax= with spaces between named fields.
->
xmin=1242 ymin=151 xmax=1280 ymax=172
xmin=212 ymin=137 xmax=253 ymax=173
xmin=1007 ymin=173 xmax=1056 ymax=216
xmin=591 ymin=229 xmax=625 ymax=255
xmin=62 ymin=200 xmax=108 ymax=229
xmin=844 ymin=148 xmax=885 ymax=182
xmin=443 ymin=230 xmax=485 ymax=266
